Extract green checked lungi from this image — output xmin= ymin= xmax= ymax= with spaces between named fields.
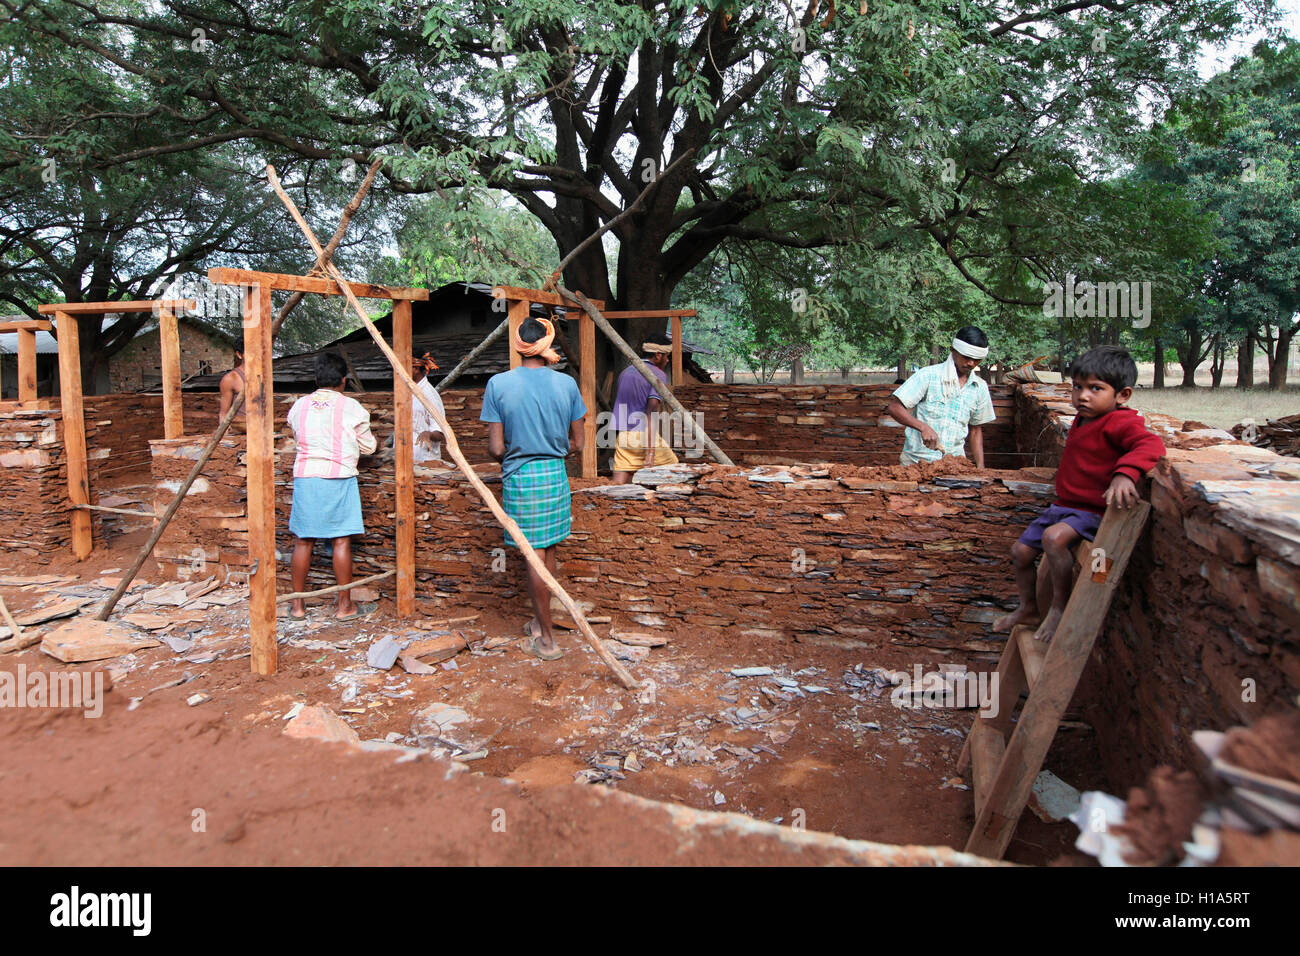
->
xmin=501 ymin=457 xmax=572 ymax=549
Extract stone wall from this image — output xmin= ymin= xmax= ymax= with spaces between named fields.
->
xmin=1015 ymin=384 xmax=1300 ymax=790
xmin=674 ymin=383 xmax=1021 ymax=468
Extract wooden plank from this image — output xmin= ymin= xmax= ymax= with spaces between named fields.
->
xmin=243 ymin=284 xmax=277 ymax=676
xmin=38 ymin=299 xmax=193 ymax=315
xmin=600 ymin=309 xmax=697 ymax=318
xmin=965 ymin=501 xmax=1151 ymax=860
xmin=507 ymin=299 xmax=529 ymax=371
xmin=0 ymin=319 xmax=52 ymax=331
xmin=54 ymin=311 xmax=92 ymax=560
xmin=493 ymin=285 xmax=604 ymax=310
xmin=969 ymin=721 xmax=1006 ymax=819
xmin=580 ymin=313 xmax=596 ymax=479
xmin=671 ymin=315 xmax=683 ymax=387
xmin=158 ymin=306 xmax=183 ymax=439
xmin=16 ymin=328 xmax=37 ymax=401
xmin=393 ymin=299 xmax=415 ymax=618
xmin=957 ymin=624 xmax=1026 ymax=773
xmin=208 ymin=268 xmax=428 ymax=301
xmin=1015 ymin=625 xmax=1047 ymax=690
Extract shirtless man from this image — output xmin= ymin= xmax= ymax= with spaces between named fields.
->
xmin=218 ymin=348 xmax=246 ymax=431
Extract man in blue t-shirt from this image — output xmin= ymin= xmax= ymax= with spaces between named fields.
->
xmin=480 ymin=316 xmax=587 ymax=662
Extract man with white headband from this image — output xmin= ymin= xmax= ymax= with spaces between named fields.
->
xmin=885 ymin=326 xmax=996 ymax=468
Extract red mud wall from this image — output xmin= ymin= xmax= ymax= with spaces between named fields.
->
xmin=1016 ymin=384 xmax=1300 ymax=790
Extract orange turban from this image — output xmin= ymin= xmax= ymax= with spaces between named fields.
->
xmin=512 ymin=316 xmax=560 ymax=365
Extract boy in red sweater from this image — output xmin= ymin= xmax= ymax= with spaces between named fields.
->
xmin=994 ymin=346 xmax=1166 ymax=641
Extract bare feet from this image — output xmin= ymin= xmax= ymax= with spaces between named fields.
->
xmin=522 ymin=618 xmax=563 ymax=660
xmin=290 ymin=599 xmax=307 ymax=620
xmin=1033 ymin=607 xmax=1064 ymax=642
xmin=993 ymin=605 xmax=1038 ymax=633
xmin=335 ymin=597 xmax=358 ymax=621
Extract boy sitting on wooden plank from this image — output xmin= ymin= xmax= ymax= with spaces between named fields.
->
xmin=994 ymin=345 xmax=1166 ymax=641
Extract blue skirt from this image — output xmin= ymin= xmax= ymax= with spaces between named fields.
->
xmin=289 ymin=476 xmax=364 ymax=539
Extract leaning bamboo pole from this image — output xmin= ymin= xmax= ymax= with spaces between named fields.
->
xmin=265 ymin=165 xmax=638 ymax=690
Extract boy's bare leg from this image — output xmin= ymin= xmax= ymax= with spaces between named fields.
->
xmin=524 ymin=546 xmax=560 ymax=655
xmin=993 ymin=540 xmax=1041 ymax=631
xmin=289 ymin=537 xmax=313 ymax=618
xmin=612 ymin=470 xmax=632 ymax=484
xmin=1034 ymin=522 xmax=1082 ymax=642
xmin=332 ymin=535 xmax=356 ymax=618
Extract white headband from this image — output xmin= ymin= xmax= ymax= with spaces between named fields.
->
xmin=952 ymin=338 xmax=988 ymax=360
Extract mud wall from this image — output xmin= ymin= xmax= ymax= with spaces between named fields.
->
xmin=1016 ymin=384 xmax=1300 ymax=790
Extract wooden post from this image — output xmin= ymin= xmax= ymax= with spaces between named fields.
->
xmin=393 ymin=298 xmax=415 ymax=618
xmin=671 ymin=315 xmax=683 ymax=387
xmin=580 ymin=313 xmax=597 ymax=479
xmin=54 ymin=312 xmax=92 ymax=560
xmin=158 ymin=306 xmax=183 ymax=439
xmin=16 ymin=329 xmax=37 ymax=401
xmin=507 ymin=299 xmax=528 ymax=370
xmin=243 ymin=284 xmax=277 ymax=676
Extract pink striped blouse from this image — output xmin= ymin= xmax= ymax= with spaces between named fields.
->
xmin=287 ymin=389 xmax=377 ymax=479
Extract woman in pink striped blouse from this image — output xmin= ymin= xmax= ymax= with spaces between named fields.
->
xmin=286 ymin=352 xmax=377 ymax=620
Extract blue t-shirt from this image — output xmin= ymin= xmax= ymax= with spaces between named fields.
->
xmin=480 ymin=366 xmax=588 ymax=479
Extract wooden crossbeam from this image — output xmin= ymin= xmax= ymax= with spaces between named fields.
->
xmin=600 ymin=309 xmax=697 ymax=318
xmin=494 ymin=285 xmax=605 ymax=310
xmin=208 ymin=268 xmax=428 ymax=301
xmin=38 ymin=300 xmax=195 ymax=315
xmin=0 ymin=319 xmax=52 ymax=332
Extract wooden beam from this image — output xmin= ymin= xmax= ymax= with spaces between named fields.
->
xmin=393 ymin=299 xmax=416 ymax=618
xmin=39 ymin=299 xmax=194 ymax=315
xmin=507 ymin=299 xmax=528 ymax=370
xmin=493 ymin=285 xmax=605 ymax=310
xmin=209 ymin=268 xmax=427 ymax=301
xmin=601 ymin=309 xmax=697 ymax=319
xmin=0 ymin=319 xmax=52 ymax=332
xmin=16 ymin=329 xmax=37 ymax=401
xmin=54 ymin=312 xmax=92 ymax=560
xmin=671 ymin=315 xmax=684 ymax=387
xmin=243 ymin=284 xmax=277 ymax=676
xmin=158 ymin=307 xmax=183 ymax=439
xmin=580 ymin=313 xmax=597 ymax=479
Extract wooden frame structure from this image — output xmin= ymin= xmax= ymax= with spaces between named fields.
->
xmin=602 ymin=309 xmax=697 ymax=388
xmin=207 ymin=267 xmax=428 ymax=676
xmin=0 ymin=318 xmax=53 ymax=408
xmin=36 ymin=300 xmax=195 ymax=560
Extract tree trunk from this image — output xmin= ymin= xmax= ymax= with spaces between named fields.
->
xmin=1152 ymin=338 xmax=1165 ymax=388
xmin=724 ymin=363 xmax=735 ymax=384
xmin=790 ymin=356 xmax=804 ymax=384
xmin=1268 ymin=324 xmax=1294 ymax=389
xmin=839 ymin=366 xmax=851 ymax=382
xmin=1210 ymin=337 xmax=1226 ymax=388
xmin=896 ymin=355 xmax=906 ymax=381
xmin=1236 ymin=330 xmax=1254 ymax=388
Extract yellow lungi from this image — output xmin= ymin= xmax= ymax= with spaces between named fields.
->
xmin=613 ymin=429 xmax=679 ymax=473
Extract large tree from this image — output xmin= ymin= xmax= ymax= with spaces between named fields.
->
xmin=6 ymin=0 xmax=1274 ymax=368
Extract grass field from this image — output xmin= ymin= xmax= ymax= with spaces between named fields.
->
xmin=1127 ymin=387 xmax=1299 ymax=431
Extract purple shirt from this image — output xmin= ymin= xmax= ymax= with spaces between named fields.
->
xmin=612 ymin=362 xmax=668 ymax=432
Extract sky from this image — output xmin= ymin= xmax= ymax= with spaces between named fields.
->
xmin=1197 ymin=0 xmax=1300 ymax=76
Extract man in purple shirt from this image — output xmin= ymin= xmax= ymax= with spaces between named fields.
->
xmin=610 ymin=341 xmax=679 ymax=484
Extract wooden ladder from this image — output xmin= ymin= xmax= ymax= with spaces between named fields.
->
xmin=957 ymin=500 xmax=1152 ymax=860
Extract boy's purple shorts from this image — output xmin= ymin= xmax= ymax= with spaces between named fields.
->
xmin=1018 ymin=504 xmax=1102 ymax=550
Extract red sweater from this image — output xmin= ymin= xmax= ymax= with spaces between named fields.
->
xmin=1055 ymin=407 xmax=1166 ymax=514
